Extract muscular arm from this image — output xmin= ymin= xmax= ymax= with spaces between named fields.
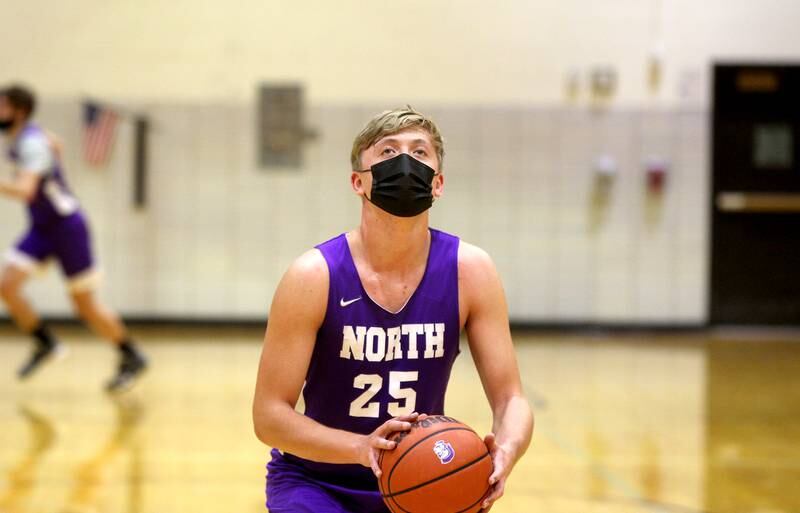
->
xmin=252 ymin=249 xmax=360 ymax=462
xmin=459 ymin=242 xmax=533 ymax=508
xmin=252 ymin=250 xmax=413 ymax=473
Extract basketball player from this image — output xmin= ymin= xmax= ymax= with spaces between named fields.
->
xmin=253 ymin=107 xmax=533 ymax=512
xmin=0 ymin=84 xmax=147 ymax=391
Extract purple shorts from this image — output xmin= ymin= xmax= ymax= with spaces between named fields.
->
xmin=5 ymin=212 xmax=98 ymax=291
xmin=266 ymin=449 xmax=389 ymax=513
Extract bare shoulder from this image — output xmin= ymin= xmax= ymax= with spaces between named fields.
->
xmin=457 ymin=240 xmax=505 ymax=321
xmin=458 ymin=241 xmax=502 ymax=306
xmin=284 ymin=248 xmax=328 ymax=286
xmin=458 ymin=240 xmax=498 ymax=283
xmin=271 ymin=248 xmax=329 ymax=323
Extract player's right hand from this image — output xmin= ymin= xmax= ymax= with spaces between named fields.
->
xmin=359 ymin=412 xmax=424 ymax=477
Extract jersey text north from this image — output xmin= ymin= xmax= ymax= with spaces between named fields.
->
xmin=339 ymin=323 xmax=445 ymax=361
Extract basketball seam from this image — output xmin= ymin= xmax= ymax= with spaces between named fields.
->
xmin=378 ymin=448 xmax=394 ymax=513
xmin=382 ymin=451 xmax=490 ymax=498
xmin=385 ymin=452 xmax=491 ymax=513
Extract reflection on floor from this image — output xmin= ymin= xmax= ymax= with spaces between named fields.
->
xmin=0 ymin=404 xmax=55 ymax=513
xmin=705 ymin=339 xmax=800 ymax=513
xmin=0 ymin=326 xmax=798 ymax=513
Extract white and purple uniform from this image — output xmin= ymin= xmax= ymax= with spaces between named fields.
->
xmin=266 ymin=229 xmax=461 ymax=513
xmin=4 ymin=123 xmax=98 ymax=291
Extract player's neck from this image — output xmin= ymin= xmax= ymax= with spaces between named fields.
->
xmin=356 ymin=207 xmax=430 ymax=273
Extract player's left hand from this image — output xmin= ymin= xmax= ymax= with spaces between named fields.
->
xmin=480 ymin=432 xmax=515 ymax=512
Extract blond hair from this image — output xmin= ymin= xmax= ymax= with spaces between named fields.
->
xmin=350 ymin=106 xmax=445 ymax=170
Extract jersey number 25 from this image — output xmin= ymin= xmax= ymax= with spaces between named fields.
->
xmin=349 ymin=371 xmax=418 ymax=418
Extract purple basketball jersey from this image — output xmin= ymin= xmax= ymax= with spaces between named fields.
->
xmin=7 ymin=123 xmax=79 ymax=226
xmin=273 ymin=228 xmax=462 ymax=489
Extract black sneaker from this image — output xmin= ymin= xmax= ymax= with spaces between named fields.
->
xmin=106 ymin=351 xmax=148 ymax=392
xmin=17 ymin=342 xmax=66 ymax=380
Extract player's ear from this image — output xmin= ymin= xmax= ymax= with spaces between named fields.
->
xmin=432 ymin=171 xmax=444 ymax=200
xmin=351 ymin=171 xmax=366 ymax=195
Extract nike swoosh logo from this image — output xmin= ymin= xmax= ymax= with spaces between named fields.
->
xmin=340 ymin=297 xmax=362 ymax=307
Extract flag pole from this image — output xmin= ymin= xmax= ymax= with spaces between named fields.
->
xmin=81 ymin=96 xmax=150 ymax=208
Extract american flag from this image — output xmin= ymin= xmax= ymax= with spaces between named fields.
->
xmin=83 ymin=102 xmax=119 ymax=166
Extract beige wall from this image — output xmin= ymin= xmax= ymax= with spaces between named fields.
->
xmin=2 ymin=0 xmax=799 ymax=105
xmin=0 ymin=102 xmax=707 ymax=322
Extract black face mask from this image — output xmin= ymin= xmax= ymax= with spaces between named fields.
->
xmin=0 ymin=118 xmax=13 ymax=132
xmin=358 ymin=153 xmax=438 ymax=218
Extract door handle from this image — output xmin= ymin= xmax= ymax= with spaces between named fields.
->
xmin=717 ymin=192 xmax=800 ymax=213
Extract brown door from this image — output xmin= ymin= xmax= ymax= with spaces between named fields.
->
xmin=711 ymin=64 xmax=800 ymax=324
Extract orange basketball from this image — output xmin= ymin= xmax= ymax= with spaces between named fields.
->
xmin=378 ymin=415 xmax=492 ymax=513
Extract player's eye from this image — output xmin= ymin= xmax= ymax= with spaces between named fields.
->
xmin=414 ymin=149 xmax=428 ymax=157
xmin=381 ymin=147 xmax=396 ymax=155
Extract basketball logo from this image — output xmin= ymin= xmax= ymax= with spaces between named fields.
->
xmin=432 ymin=440 xmax=455 ymax=464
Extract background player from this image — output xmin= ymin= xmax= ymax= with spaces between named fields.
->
xmin=0 ymin=84 xmax=147 ymax=391
xmin=253 ymin=107 xmax=533 ymax=512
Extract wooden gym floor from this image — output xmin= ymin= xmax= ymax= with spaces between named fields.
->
xmin=0 ymin=325 xmax=798 ymax=513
